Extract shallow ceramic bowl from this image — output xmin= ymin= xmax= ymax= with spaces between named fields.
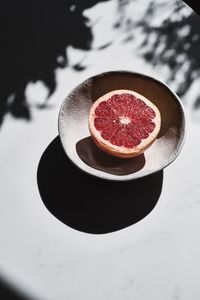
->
xmin=58 ymin=71 xmax=186 ymax=181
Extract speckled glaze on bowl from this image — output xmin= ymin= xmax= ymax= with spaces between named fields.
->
xmin=58 ymin=71 xmax=186 ymax=181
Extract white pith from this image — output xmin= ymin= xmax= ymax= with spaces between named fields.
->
xmin=120 ymin=116 xmax=131 ymax=125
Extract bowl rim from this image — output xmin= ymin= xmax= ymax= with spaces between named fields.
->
xmin=58 ymin=70 xmax=186 ymax=181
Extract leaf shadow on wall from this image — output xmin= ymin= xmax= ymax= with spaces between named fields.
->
xmin=117 ymin=0 xmax=200 ymax=110
xmin=0 ymin=0 xmax=109 ymax=127
xmin=37 ymin=136 xmax=163 ymax=234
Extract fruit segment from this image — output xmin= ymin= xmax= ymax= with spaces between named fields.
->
xmin=93 ymin=94 xmax=156 ymax=148
xmin=89 ymin=89 xmax=161 ymax=158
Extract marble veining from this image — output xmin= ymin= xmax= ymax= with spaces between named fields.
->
xmin=0 ymin=1 xmax=200 ymax=300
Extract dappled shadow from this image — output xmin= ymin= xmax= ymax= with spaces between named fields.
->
xmin=0 ymin=0 xmax=109 ymax=127
xmin=2 ymin=0 xmax=199 ymax=127
xmin=114 ymin=0 xmax=200 ymax=112
xmin=137 ymin=1 xmax=200 ymax=102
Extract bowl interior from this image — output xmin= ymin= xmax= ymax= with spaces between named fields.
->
xmin=58 ymin=71 xmax=185 ymax=181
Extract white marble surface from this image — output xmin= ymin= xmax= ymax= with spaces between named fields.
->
xmin=1 ymin=1 xmax=200 ymax=299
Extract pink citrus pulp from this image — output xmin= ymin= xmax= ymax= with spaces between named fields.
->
xmin=88 ymin=89 xmax=161 ymax=158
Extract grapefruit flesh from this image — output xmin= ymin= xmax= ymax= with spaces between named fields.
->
xmin=88 ymin=89 xmax=161 ymax=158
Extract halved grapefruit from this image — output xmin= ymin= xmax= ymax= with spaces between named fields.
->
xmin=88 ymin=89 xmax=161 ymax=158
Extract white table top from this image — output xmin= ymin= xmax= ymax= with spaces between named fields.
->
xmin=1 ymin=1 xmax=200 ymax=299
